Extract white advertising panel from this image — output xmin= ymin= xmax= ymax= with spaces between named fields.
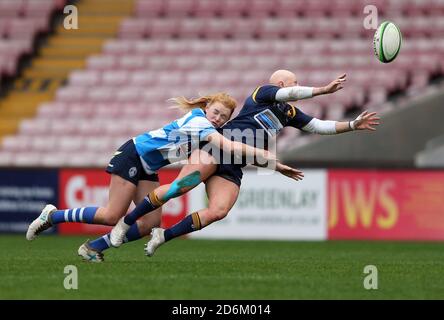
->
xmin=188 ymin=169 xmax=327 ymax=240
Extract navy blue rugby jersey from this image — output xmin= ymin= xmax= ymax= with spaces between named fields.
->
xmin=217 ymin=84 xmax=314 ymax=149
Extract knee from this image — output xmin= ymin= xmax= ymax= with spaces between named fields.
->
xmin=207 ymin=205 xmax=229 ymax=223
xmin=101 ymin=212 xmax=122 ymax=225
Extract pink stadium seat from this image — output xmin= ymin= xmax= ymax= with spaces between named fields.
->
xmin=194 ymin=0 xmax=222 ymax=17
xmin=0 ymin=19 xmax=9 ymax=37
xmin=203 ymin=18 xmax=234 ymax=39
xmin=232 ymin=19 xmax=260 ymax=39
xmin=87 ymin=55 xmax=117 ymax=70
xmin=102 ymin=70 xmax=129 ymax=86
xmin=87 ymin=87 xmax=116 ymax=102
xmin=65 ymin=152 xmax=97 ymax=167
xmin=7 ymin=19 xmax=38 ymax=39
xmin=1 ymin=136 xmax=30 ymax=152
xmin=199 ymin=56 xmax=225 ymax=71
xmin=135 ymin=0 xmax=165 ymax=17
xmin=19 ymin=119 xmax=50 ymax=135
xmin=14 ymin=152 xmax=45 ymax=167
xmin=37 ymin=102 xmax=66 ymax=119
xmin=0 ymin=0 xmax=24 ymax=18
xmin=69 ymin=70 xmax=101 ymax=86
xmin=56 ymin=87 xmax=87 ymax=102
xmin=220 ymin=0 xmax=249 ymax=17
xmin=164 ymin=0 xmax=196 ymax=17
xmin=148 ymin=19 xmax=180 ymax=38
xmin=0 ymin=152 xmax=12 ymax=166
xmin=178 ymin=19 xmax=206 ymax=38
xmin=189 ymin=40 xmax=218 ymax=55
xmin=103 ymin=40 xmax=133 ymax=55
xmin=247 ymin=0 xmax=276 ymax=18
xmin=51 ymin=120 xmax=78 ymax=135
xmin=118 ymin=19 xmax=148 ymax=39
xmin=130 ymin=71 xmax=156 ymax=86
xmin=119 ymin=55 xmax=146 ymax=70
xmin=115 ymin=87 xmax=143 ymax=103
xmin=58 ymin=137 xmax=84 ymax=152
xmin=39 ymin=152 xmax=68 ymax=167
xmin=275 ymin=0 xmax=305 ymax=17
xmin=213 ymin=71 xmax=241 ymax=87
xmin=23 ymin=0 xmax=55 ymax=18
xmin=257 ymin=19 xmax=288 ymax=38
xmin=30 ymin=136 xmax=57 ymax=152
xmin=85 ymin=137 xmax=114 ymax=152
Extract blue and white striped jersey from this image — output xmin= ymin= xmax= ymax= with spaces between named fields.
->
xmin=133 ymin=108 xmax=216 ymax=174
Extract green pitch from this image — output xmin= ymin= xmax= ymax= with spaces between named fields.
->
xmin=1 ymin=235 xmax=443 ymax=299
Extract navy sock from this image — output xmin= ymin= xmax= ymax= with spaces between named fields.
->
xmin=50 ymin=207 xmax=98 ymax=224
xmin=89 ymin=223 xmax=142 ymax=252
xmin=124 ymin=193 xmax=163 ymax=225
xmin=164 ymin=212 xmax=202 ymax=242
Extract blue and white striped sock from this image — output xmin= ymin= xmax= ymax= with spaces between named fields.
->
xmin=50 ymin=207 xmax=98 ymax=224
xmin=88 ymin=223 xmax=142 ymax=252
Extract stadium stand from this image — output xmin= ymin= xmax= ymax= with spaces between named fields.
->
xmin=0 ymin=0 xmax=443 ymax=167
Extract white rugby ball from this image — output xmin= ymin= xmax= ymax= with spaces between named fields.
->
xmin=373 ymin=21 xmax=402 ymax=63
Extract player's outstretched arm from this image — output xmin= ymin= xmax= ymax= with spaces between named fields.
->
xmin=312 ymin=73 xmax=346 ymax=96
xmin=252 ymin=160 xmax=304 ymax=181
xmin=275 ymin=74 xmax=346 ymax=102
xmin=335 ymin=110 xmax=380 ymax=133
xmin=206 ymin=132 xmax=277 ymax=164
xmin=301 ymin=110 xmax=380 ymax=135
xmin=275 ymin=162 xmax=304 ymax=181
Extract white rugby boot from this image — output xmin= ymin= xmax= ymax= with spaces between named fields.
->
xmin=109 ymin=216 xmax=131 ymax=248
xmin=26 ymin=204 xmax=57 ymax=241
xmin=144 ymin=228 xmax=165 ymax=257
xmin=78 ymin=241 xmax=104 ymax=263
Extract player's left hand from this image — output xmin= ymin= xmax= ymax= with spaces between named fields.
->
xmin=276 ymin=162 xmax=304 ymax=181
xmin=352 ymin=110 xmax=380 ymax=131
xmin=324 ymin=74 xmax=346 ymax=94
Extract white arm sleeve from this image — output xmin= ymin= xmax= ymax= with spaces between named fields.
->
xmin=275 ymin=86 xmax=314 ymax=102
xmin=302 ymin=118 xmax=337 ymax=135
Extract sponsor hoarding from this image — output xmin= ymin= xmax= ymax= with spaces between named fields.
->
xmin=0 ymin=169 xmax=58 ymax=233
xmin=58 ymin=168 xmax=186 ymax=234
xmin=189 ymin=169 xmax=327 ymax=240
xmin=328 ymin=170 xmax=444 ymax=240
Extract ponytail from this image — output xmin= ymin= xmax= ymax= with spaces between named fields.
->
xmin=169 ymin=92 xmax=237 ymax=113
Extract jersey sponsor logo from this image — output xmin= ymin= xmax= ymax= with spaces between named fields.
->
xmin=253 ymin=109 xmax=283 ymax=137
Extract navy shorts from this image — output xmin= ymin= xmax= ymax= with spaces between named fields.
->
xmin=199 ymin=141 xmax=244 ymax=187
xmin=214 ymin=163 xmax=243 ymax=187
xmin=105 ymin=139 xmax=159 ymax=186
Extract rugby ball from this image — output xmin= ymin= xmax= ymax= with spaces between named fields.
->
xmin=373 ymin=21 xmax=402 ymax=63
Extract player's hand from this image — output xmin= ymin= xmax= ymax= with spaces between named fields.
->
xmin=351 ymin=110 xmax=380 ymax=131
xmin=324 ymin=74 xmax=346 ymax=94
xmin=276 ymin=162 xmax=304 ymax=181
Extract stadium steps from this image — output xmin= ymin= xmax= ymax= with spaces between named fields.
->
xmin=0 ymin=0 xmax=135 ymax=142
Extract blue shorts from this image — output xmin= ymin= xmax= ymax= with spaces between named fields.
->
xmin=105 ymin=139 xmax=159 ymax=186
